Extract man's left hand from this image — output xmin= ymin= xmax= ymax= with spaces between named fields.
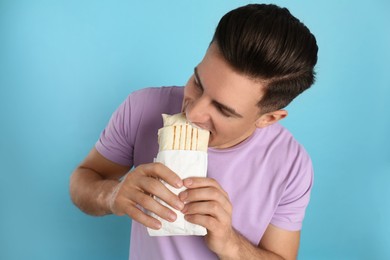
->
xmin=179 ymin=177 xmax=238 ymax=257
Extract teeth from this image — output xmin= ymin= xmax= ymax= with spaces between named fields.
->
xmin=158 ymin=113 xmax=210 ymax=152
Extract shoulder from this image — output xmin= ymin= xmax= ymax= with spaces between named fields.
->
xmin=253 ymin=123 xmax=314 ymax=230
xmin=248 ymin=122 xmax=313 ymax=185
xmin=129 ymin=86 xmax=184 ymax=103
xmin=265 ymin=123 xmax=314 ymax=202
xmin=127 ymin=86 xmax=184 ymax=121
xmin=255 ymin=123 xmax=311 ymax=160
xmin=118 ymin=86 xmax=184 ymax=122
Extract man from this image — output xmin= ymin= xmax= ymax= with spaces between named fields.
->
xmin=70 ymin=4 xmax=318 ymax=259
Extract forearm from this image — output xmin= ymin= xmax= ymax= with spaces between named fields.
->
xmin=70 ymin=167 xmax=120 ymax=216
xmin=219 ymin=231 xmax=284 ymax=260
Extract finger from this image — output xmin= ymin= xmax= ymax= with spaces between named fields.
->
xmin=124 ymin=204 xmax=162 ymax=230
xmin=179 ymin=187 xmax=232 ymax=214
xmin=182 ymin=201 xmax=230 ymax=222
xmin=141 ymin=163 xmax=183 ymax=188
xmin=183 ymin=177 xmax=229 ymax=198
xmin=137 ymin=176 xmax=184 ymax=211
xmin=179 ymin=186 xmax=227 ymax=203
xmin=184 ymin=213 xmax=219 ymax=232
xmin=132 ymin=192 xmax=178 ymax=223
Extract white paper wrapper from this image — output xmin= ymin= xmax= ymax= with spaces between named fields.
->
xmin=147 ymin=150 xmax=208 ymax=236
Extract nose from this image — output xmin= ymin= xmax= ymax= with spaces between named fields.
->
xmin=185 ymin=96 xmax=211 ymax=128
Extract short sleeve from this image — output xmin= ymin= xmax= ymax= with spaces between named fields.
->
xmin=95 ymin=95 xmax=134 ymax=166
xmin=270 ymin=153 xmax=314 ymax=231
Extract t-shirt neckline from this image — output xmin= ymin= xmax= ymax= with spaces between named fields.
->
xmin=207 ymin=128 xmax=263 ymax=154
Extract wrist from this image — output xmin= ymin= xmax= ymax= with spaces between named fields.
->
xmin=97 ymin=179 xmax=120 ymax=215
xmin=218 ymin=230 xmax=242 ymax=260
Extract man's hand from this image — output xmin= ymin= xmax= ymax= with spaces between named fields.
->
xmin=178 ymin=177 xmax=298 ymax=260
xmin=70 ymin=148 xmax=185 ymax=230
xmin=109 ymin=163 xmax=185 ymax=229
xmin=178 ymin=177 xmax=237 ymax=256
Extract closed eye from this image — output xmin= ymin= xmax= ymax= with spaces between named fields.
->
xmin=215 ymin=105 xmax=232 ymax=117
xmin=212 ymin=100 xmax=243 ymax=118
xmin=194 ymin=66 xmax=243 ymax=119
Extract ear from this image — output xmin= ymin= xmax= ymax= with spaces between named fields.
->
xmin=255 ymin=110 xmax=288 ymax=128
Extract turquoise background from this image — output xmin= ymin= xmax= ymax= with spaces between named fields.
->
xmin=1 ymin=0 xmax=389 ymax=259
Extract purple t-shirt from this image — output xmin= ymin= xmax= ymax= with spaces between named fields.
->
xmin=96 ymin=86 xmax=313 ymax=260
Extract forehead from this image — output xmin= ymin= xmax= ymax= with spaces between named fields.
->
xmin=196 ymin=45 xmax=265 ymax=115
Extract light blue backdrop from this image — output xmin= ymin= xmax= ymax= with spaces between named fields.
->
xmin=1 ymin=0 xmax=389 ymax=259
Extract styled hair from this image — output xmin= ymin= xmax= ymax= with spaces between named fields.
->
xmin=212 ymin=4 xmax=318 ymax=114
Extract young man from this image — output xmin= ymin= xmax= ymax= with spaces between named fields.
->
xmin=70 ymin=4 xmax=318 ymax=259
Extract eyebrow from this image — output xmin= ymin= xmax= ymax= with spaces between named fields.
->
xmin=194 ymin=67 xmax=243 ymax=118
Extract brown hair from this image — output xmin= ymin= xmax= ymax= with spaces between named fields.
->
xmin=212 ymin=4 xmax=318 ymax=113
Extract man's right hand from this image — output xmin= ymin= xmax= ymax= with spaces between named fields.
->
xmin=70 ymin=148 xmax=184 ymax=230
xmin=108 ymin=163 xmax=185 ymax=229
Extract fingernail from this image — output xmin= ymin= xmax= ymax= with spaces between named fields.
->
xmin=167 ymin=212 xmax=177 ymax=222
xmin=175 ymin=200 xmax=184 ymax=210
xmin=176 ymin=179 xmax=183 ymax=188
xmin=179 ymin=191 xmax=188 ymax=201
xmin=184 ymin=178 xmax=193 ymax=187
xmin=153 ymin=221 xmax=162 ymax=230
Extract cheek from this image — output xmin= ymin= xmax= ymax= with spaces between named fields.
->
xmin=186 ymin=84 xmax=200 ymax=98
xmin=182 ymin=95 xmax=196 ymax=116
xmin=212 ymin=118 xmax=231 ymax=134
xmin=214 ymin=120 xmax=248 ymax=137
xmin=182 ymin=85 xmax=201 ymax=109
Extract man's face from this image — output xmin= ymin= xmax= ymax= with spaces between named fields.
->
xmin=182 ymin=44 xmax=267 ymax=149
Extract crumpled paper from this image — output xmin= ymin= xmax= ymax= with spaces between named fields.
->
xmin=147 ymin=150 xmax=208 ymax=236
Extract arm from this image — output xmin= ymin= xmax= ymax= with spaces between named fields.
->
xmin=258 ymin=224 xmax=300 ymax=259
xmin=70 ymin=147 xmax=185 ymax=229
xmin=70 ymin=148 xmax=130 ymax=216
xmin=221 ymin=224 xmax=300 ymax=260
xmin=179 ymin=177 xmax=300 ymax=259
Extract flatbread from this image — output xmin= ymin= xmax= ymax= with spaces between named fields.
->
xmin=158 ymin=113 xmax=209 ymax=152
